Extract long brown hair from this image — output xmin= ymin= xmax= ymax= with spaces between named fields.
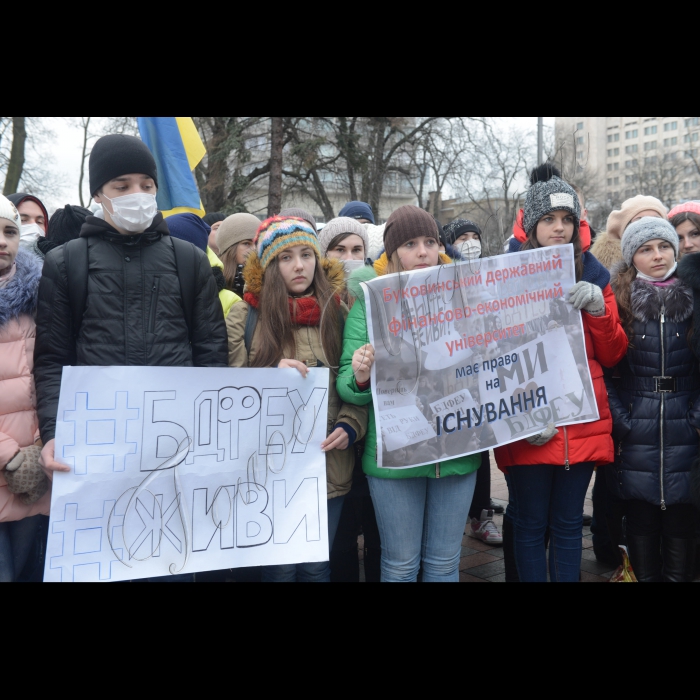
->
xmin=220 ymin=246 xmax=241 ymax=291
xmin=251 ymin=256 xmax=343 ymax=370
xmin=521 ymin=220 xmax=584 ymax=281
xmin=671 ymin=211 xmax=700 ymax=236
xmin=611 ymin=263 xmax=638 ymax=341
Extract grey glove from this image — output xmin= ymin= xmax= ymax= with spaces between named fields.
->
xmin=526 ymin=423 xmax=558 ymax=447
xmin=568 ymin=281 xmax=605 ymax=317
xmin=4 ymin=445 xmax=50 ymax=505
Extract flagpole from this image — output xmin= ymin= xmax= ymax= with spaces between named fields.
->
xmin=537 ymin=117 xmax=544 ymax=165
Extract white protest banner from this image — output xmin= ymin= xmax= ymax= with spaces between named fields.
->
xmin=45 ymin=366 xmax=330 ymax=583
xmin=362 ymin=245 xmax=598 ymax=469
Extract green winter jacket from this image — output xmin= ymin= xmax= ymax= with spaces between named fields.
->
xmin=337 ymin=262 xmax=481 ymax=481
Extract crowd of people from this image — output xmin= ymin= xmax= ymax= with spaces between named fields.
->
xmin=1 ymin=134 xmax=699 ymax=583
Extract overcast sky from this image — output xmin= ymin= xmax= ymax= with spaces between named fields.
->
xmin=39 ymin=117 xmax=556 ymax=212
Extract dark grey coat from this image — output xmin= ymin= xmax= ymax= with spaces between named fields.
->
xmin=606 ymin=277 xmax=700 ymax=508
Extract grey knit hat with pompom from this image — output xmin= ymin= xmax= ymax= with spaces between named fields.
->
xmin=523 ymin=176 xmax=581 ymax=235
xmin=621 ymin=216 xmax=680 ymax=266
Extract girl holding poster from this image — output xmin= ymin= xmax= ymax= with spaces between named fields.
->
xmin=497 ymin=174 xmax=628 ymax=583
xmin=338 ymin=205 xmax=482 ymax=584
xmin=226 ymin=216 xmax=368 ymax=583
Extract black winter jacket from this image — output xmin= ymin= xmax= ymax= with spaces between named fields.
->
xmin=34 ymin=214 xmax=228 ymax=443
xmin=606 ymin=277 xmax=700 ymax=508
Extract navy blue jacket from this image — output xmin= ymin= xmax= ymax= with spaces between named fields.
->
xmin=606 ymin=277 xmax=700 ymax=508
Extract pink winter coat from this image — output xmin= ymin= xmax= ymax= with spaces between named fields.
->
xmin=0 ymin=249 xmax=51 ymax=521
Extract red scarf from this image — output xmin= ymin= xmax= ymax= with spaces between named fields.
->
xmin=245 ymin=292 xmax=330 ymax=327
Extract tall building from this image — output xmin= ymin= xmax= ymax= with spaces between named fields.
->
xmin=555 ymin=117 xmax=700 ymax=208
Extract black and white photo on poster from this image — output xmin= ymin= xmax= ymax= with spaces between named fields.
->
xmin=362 ymin=245 xmax=598 ymax=469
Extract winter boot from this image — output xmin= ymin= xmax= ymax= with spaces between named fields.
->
xmin=627 ymin=535 xmax=663 ymax=583
xmin=662 ymin=537 xmax=696 ymax=583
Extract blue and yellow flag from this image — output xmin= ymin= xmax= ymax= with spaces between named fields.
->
xmin=137 ymin=117 xmax=206 ymax=218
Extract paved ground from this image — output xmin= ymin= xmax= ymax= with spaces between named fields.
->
xmin=357 ymin=456 xmax=700 ymax=583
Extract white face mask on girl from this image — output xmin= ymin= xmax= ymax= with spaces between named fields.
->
xmin=19 ymin=223 xmax=44 ymax=248
xmin=101 ymin=192 xmax=159 ymax=233
xmin=635 ymin=262 xmax=678 ymax=283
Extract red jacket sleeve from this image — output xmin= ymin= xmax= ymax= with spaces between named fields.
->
xmin=584 ymin=284 xmax=628 ymax=369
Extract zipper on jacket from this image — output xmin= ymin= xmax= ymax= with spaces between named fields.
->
xmin=563 ymin=426 xmax=570 ymax=470
xmin=149 ymin=277 xmax=161 ymax=334
xmin=660 ymin=306 xmax=667 ymax=511
xmin=436 ymin=463 xmax=441 ymax=479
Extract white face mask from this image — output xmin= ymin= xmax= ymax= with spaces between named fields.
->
xmin=19 ymin=223 xmax=44 ymax=248
xmin=635 ymin=261 xmax=678 ymax=283
xmin=101 ymin=192 xmax=158 ymax=233
xmin=459 ymin=240 xmax=482 ymax=260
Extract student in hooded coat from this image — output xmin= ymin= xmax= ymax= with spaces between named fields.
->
xmin=7 ymin=193 xmax=50 ymax=259
xmin=499 ymin=175 xmax=628 ymax=583
xmin=591 ymin=195 xmax=668 ymax=272
xmin=217 ymin=213 xmax=261 ymax=298
xmin=609 ymin=218 xmax=700 ymax=582
xmin=442 ymin=218 xmax=505 ymax=548
xmin=203 ymin=212 xmax=226 ymax=255
xmin=34 ymin=135 xmax=229 ymax=515
xmin=0 ymin=195 xmax=52 ymax=582
xmin=279 ymin=208 xmax=318 ymax=234
xmin=316 ymin=217 xmax=380 ymax=582
xmin=677 ymin=204 xmax=700 ymax=526
xmin=166 ymin=212 xmax=241 ymax=319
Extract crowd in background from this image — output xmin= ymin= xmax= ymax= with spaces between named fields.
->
xmin=2 ymin=134 xmax=700 ymax=583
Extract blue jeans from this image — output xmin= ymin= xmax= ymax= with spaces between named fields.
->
xmin=508 ymin=463 xmax=595 ymax=583
xmin=368 ymin=472 xmax=477 ymax=583
xmin=0 ymin=517 xmax=43 ymax=583
xmin=262 ymin=496 xmax=346 ymax=583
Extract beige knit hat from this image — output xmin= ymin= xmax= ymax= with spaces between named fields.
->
xmin=216 ymin=213 xmax=261 ymax=256
xmin=318 ymin=217 xmax=369 ymax=258
xmin=606 ymin=195 xmax=669 ymax=241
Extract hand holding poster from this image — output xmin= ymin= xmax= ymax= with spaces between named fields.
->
xmin=362 ymin=245 xmax=598 ymax=469
xmin=45 ymin=366 xmax=330 ymax=583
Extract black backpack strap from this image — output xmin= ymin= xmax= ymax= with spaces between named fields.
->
xmin=63 ymin=238 xmax=90 ymax=340
xmin=170 ymin=236 xmax=198 ymax=343
xmin=244 ymin=306 xmax=259 ymax=356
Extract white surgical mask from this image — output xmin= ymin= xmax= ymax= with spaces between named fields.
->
xmin=635 ymin=261 xmax=678 ymax=283
xmin=19 ymin=223 xmax=44 ymax=248
xmin=460 ymin=240 xmax=482 ymax=260
xmin=342 ymin=260 xmax=365 ymax=279
xmin=101 ymin=192 xmax=158 ymax=233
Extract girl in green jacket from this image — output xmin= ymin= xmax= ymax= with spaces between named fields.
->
xmin=337 ymin=206 xmax=481 ymax=583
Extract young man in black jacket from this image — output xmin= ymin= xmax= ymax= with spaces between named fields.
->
xmin=35 ymin=134 xmax=228 ymax=475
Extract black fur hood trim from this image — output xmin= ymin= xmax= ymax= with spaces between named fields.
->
xmin=631 ymin=278 xmax=694 ymax=324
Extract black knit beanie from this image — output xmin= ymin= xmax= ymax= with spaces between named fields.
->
xmin=443 ymin=219 xmax=482 ymax=246
xmin=384 ymin=206 xmax=440 ymax=259
xmin=37 ymin=204 xmax=92 ymax=257
xmin=203 ymin=212 xmax=226 ymax=227
xmin=89 ymin=134 xmax=159 ymax=196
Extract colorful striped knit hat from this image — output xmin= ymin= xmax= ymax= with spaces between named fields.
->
xmin=255 ymin=216 xmax=320 ymax=271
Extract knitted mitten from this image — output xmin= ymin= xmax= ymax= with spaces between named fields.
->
xmin=4 ymin=445 xmax=50 ymax=505
xmin=526 ymin=423 xmax=559 ymax=447
xmin=568 ymin=281 xmax=605 ymax=317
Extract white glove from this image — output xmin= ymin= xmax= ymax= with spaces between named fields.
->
xmin=568 ymin=282 xmax=605 ymax=317
xmin=526 ymin=423 xmax=558 ymax=447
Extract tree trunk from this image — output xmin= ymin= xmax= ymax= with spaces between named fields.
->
xmin=79 ymin=117 xmax=91 ymax=207
xmin=3 ymin=117 xmax=26 ymax=195
xmin=268 ymin=117 xmax=284 ymax=217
